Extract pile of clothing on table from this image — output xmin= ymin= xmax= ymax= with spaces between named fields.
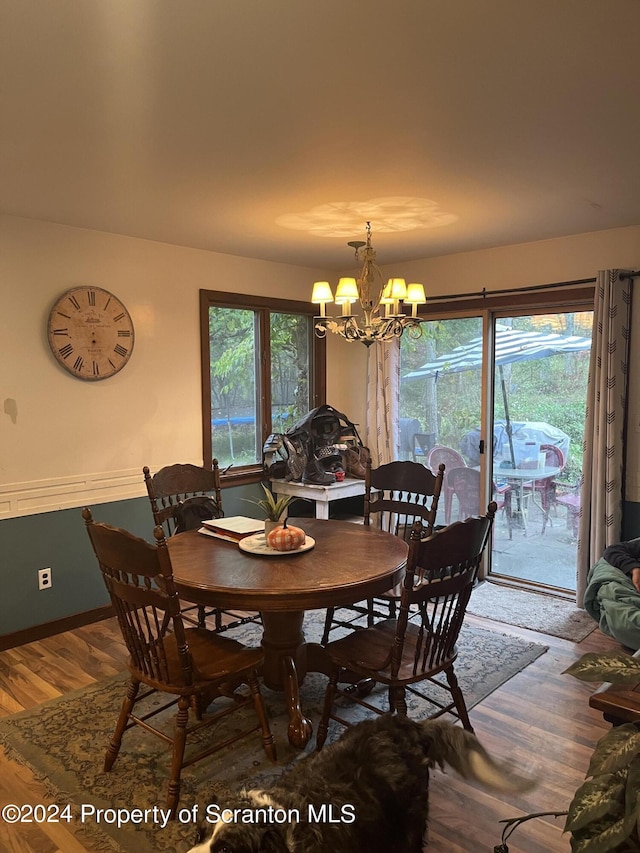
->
xmin=262 ymin=404 xmax=370 ymax=486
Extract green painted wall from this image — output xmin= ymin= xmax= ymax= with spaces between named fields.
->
xmin=3 ymin=489 xmax=638 ymax=640
xmin=0 ymin=482 xmax=264 ymax=638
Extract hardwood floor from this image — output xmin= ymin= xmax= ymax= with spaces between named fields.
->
xmin=0 ymin=614 xmax=620 ymax=852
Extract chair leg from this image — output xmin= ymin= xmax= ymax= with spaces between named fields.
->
xmin=569 ymin=507 xmax=580 ymax=538
xmin=104 ymin=678 xmax=140 ymax=771
xmin=444 ymin=666 xmax=473 ymax=732
xmin=541 ymin=490 xmax=551 ymax=534
xmin=366 ymin=598 xmax=376 ymax=627
xmin=504 ymin=491 xmax=513 ymax=540
xmin=248 ymin=674 xmax=277 ymax=762
xmin=167 ymin=695 xmax=190 ymax=819
xmin=321 ymin=608 xmax=335 ymax=645
xmin=389 ymin=685 xmax=407 ymax=715
xmin=196 ymin=605 xmax=207 ymax=628
xmin=316 ymin=668 xmax=340 ymax=751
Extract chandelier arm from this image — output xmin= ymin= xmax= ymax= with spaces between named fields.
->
xmin=313 ymin=313 xmax=424 ymax=344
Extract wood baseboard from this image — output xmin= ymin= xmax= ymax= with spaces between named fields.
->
xmin=0 ymin=605 xmax=115 ymax=651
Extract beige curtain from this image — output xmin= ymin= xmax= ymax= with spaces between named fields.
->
xmin=365 ymin=340 xmax=400 ymax=466
xmin=576 ymin=270 xmax=632 ymax=605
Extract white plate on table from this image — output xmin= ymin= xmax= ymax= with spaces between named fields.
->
xmin=238 ymin=533 xmax=315 ymax=556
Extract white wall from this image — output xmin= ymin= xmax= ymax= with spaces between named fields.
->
xmin=2 ymin=215 xmax=639 ymax=517
xmin=0 ymin=215 xmax=336 ymax=516
xmin=383 ymin=225 xmax=640 ymax=293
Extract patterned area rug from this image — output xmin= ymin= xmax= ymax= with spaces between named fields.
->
xmin=468 ymin=582 xmax=597 ymax=641
xmin=0 ymin=613 xmax=546 ymax=853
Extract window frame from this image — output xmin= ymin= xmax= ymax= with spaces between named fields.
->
xmin=200 ymin=289 xmax=326 ymax=485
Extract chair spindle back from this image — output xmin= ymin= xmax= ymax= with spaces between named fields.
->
xmin=143 ymin=461 xmax=223 ymax=536
xmin=83 ymin=509 xmax=191 ymax=687
xmin=364 ymin=459 xmax=445 ymax=540
xmin=391 ymin=503 xmax=496 ymax=679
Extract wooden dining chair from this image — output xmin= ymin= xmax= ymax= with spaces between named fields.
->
xmin=316 ymin=502 xmax=497 ymax=748
xmin=82 ymin=508 xmax=276 ymax=819
xmin=320 ymin=459 xmax=445 ymax=644
xmin=143 ymin=461 xmax=261 ymax=633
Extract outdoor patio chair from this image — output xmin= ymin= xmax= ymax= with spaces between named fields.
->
xmin=143 ymin=461 xmax=262 ymax=633
xmin=492 ymin=479 xmax=513 ymax=539
xmin=447 ymin=466 xmax=481 ymax=521
xmin=316 ymin=502 xmax=497 ymax=747
xmin=320 ymin=459 xmax=445 ymax=644
xmin=427 ymin=445 xmax=467 ymax=523
xmin=528 ymin=444 xmax=565 ymax=533
xmin=556 ymin=481 xmax=581 ymax=539
xmin=82 ymin=508 xmax=276 ymax=819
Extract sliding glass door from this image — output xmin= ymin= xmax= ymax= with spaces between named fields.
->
xmin=488 ymin=310 xmax=592 ymax=591
xmin=400 ymin=304 xmax=593 ymax=593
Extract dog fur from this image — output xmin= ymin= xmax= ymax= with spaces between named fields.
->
xmin=186 ymin=714 xmax=534 ymax=853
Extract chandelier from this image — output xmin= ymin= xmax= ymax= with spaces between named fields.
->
xmin=311 ymin=222 xmax=426 ymax=347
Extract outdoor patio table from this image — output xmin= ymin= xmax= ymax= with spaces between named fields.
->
xmin=495 ymin=465 xmax=561 ymax=535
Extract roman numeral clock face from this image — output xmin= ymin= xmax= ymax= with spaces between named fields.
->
xmin=47 ymin=287 xmax=135 ymax=380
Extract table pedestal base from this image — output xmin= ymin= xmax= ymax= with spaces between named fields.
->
xmin=261 ymin=611 xmax=313 ymax=748
xmin=260 ymin=612 xmax=368 ymax=748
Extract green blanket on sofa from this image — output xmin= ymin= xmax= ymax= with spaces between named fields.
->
xmin=584 ymin=557 xmax=640 ymax=650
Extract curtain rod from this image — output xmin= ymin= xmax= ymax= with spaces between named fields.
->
xmin=620 ymin=270 xmax=640 ymax=280
xmin=425 ymin=277 xmax=596 ymax=303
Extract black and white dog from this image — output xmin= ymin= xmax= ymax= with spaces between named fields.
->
xmin=187 ymin=714 xmax=534 ymax=853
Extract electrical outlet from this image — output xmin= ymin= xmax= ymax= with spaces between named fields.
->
xmin=38 ymin=568 xmax=52 ymax=590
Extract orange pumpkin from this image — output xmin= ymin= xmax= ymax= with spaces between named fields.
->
xmin=267 ymin=522 xmax=306 ymax=551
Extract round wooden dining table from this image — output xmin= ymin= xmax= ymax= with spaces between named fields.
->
xmin=167 ymin=517 xmax=408 ymax=748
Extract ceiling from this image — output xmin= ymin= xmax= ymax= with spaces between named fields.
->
xmin=2 ymin=0 xmax=640 ymax=270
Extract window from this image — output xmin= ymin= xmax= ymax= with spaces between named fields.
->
xmin=200 ymin=290 xmax=326 ymax=482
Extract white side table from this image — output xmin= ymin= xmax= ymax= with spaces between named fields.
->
xmin=270 ymin=477 xmax=366 ymax=520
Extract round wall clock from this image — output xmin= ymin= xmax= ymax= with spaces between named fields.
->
xmin=47 ymin=286 xmax=135 ymax=381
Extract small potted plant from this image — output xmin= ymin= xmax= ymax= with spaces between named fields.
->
xmin=245 ymin=484 xmax=296 ymax=535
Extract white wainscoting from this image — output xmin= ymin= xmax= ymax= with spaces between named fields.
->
xmin=0 ymin=464 xmax=198 ymax=519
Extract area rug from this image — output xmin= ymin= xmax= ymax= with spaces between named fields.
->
xmin=468 ymin=581 xmax=597 ymax=641
xmin=0 ymin=614 xmax=546 ymax=853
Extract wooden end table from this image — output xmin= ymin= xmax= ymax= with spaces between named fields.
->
xmin=589 ymin=651 xmax=640 ymax=725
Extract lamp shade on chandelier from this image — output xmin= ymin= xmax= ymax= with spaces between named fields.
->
xmin=311 ymin=222 xmax=426 ymax=346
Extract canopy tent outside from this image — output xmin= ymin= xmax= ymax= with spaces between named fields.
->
xmin=402 ymin=325 xmax=592 ymax=467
